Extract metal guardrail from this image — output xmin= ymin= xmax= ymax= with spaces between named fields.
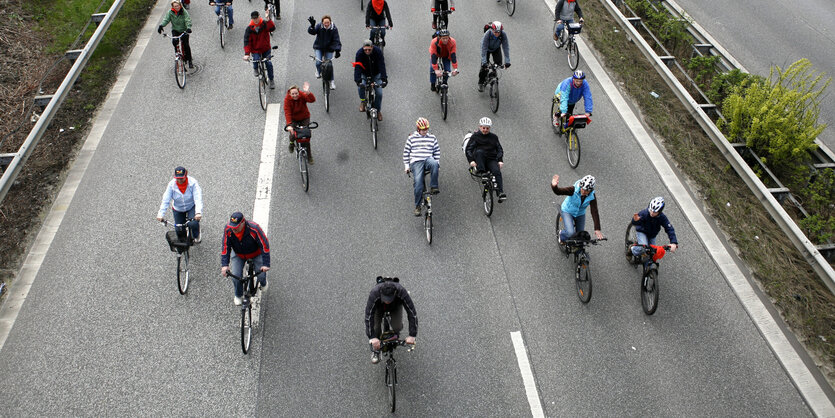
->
xmin=599 ymin=0 xmax=835 ymax=294
xmin=0 ymin=0 xmax=126 ymax=204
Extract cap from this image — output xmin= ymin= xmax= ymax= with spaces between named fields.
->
xmin=380 ymin=282 xmax=397 ymax=303
xmin=174 ymin=166 xmax=187 ymax=178
xmin=228 ymin=211 xmax=245 ymax=227
xmin=362 ymin=39 xmax=373 ymax=47
xmin=251 ymin=10 xmax=260 ymax=19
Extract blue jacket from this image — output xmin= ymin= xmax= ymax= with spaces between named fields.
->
xmin=221 ymin=221 xmax=271 ymax=267
xmin=632 ymin=209 xmax=677 ymax=244
xmin=157 ymin=177 xmax=203 ymax=218
xmin=308 ymin=22 xmax=342 ymax=52
xmin=560 ymin=180 xmax=596 ymax=217
xmin=556 ymin=77 xmax=593 ymax=114
xmin=353 ymin=46 xmax=387 ymax=83
xmin=481 ymin=30 xmax=510 ymax=65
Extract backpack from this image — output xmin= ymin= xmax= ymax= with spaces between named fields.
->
xmin=375 ymin=276 xmax=399 ymax=284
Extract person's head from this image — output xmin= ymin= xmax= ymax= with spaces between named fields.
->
xmin=171 ymin=1 xmax=181 ymax=11
xmin=228 ymin=211 xmax=246 ymax=232
xmin=416 ymin=117 xmax=430 ymax=134
xmin=648 ymin=196 xmax=665 ymax=216
xmin=380 ymin=281 xmax=397 ymax=304
xmin=478 ymin=116 xmax=492 ymax=134
xmin=321 ymin=15 xmax=332 ymax=29
xmin=251 ymin=10 xmax=260 ymax=23
xmin=438 ymin=29 xmax=450 ymax=44
xmin=490 ymin=21 xmax=503 ymax=37
xmin=572 ymin=70 xmax=585 ymax=88
xmin=173 ymin=166 xmax=187 ymax=184
xmin=578 ymin=174 xmax=596 ymax=196
xmin=362 ymin=40 xmax=374 ymax=55
xmin=287 ymin=84 xmax=300 ymax=99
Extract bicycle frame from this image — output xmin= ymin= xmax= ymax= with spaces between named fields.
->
xmin=368 ymin=26 xmax=387 ymax=48
xmin=433 ymin=10 xmax=452 ymax=30
xmin=364 ymin=81 xmax=378 ymax=118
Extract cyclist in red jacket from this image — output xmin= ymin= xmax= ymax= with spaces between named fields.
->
xmin=221 ymin=212 xmax=270 ymax=305
xmin=284 ymin=82 xmax=316 ymax=163
xmin=243 ymin=11 xmax=277 ymax=89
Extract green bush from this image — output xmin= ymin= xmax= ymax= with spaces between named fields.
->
xmin=718 ymin=59 xmax=830 ymax=178
xmin=625 ymin=0 xmax=693 ymax=56
xmin=705 ymin=69 xmax=764 ymax=105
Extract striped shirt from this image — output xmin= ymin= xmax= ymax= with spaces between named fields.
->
xmin=403 ymin=131 xmax=440 ymax=169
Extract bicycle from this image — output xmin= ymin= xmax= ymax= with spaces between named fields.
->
xmin=250 ymin=45 xmax=278 ymax=111
xmin=550 ymin=100 xmax=591 ymax=168
xmin=310 ymin=55 xmax=334 ymax=112
xmin=482 ymin=63 xmax=502 ymax=113
xmin=432 ymin=9 xmax=453 ymax=30
xmin=624 ymin=223 xmax=674 ymax=315
xmin=161 ymin=217 xmax=196 ymax=295
xmin=409 ymin=169 xmax=434 ymax=244
xmin=161 ymin=31 xmax=188 ymax=89
xmin=503 ymin=0 xmax=516 ymax=16
xmin=434 ymin=70 xmax=454 ymax=120
xmin=288 ymin=121 xmax=319 ymax=192
xmin=556 ymin=214 xmax=606 ymax=303
xmin=362 ymin=80 xmax=380 ymax=149
xmin=469 ymin=166 xmax=499 ymax=217
xmin=225 ymin=259 xmax=262 ymax=354
xmin=378 ymin=311 xmax=415 ymax=413
xmin=553 ymin=21 xmax=582 ymax=70
xmin=211 ymin=2 xmax=230 ymax=48
xmin=368 ymin=25 xmax=388 ymax=51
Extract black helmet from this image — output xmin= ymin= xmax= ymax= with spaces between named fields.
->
xmin=438 ymin=29 xmax=450 ymax=37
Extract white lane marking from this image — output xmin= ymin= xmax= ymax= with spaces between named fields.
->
xmin=250 ymin=104 xmax=281 ymax=327
xmin=0 ymin=2 xmax=167 ymax=353
xmin=511 ymin=331 xmax=545 ymax=418
xmin=541 ymin=0 xmax=834 ymax=413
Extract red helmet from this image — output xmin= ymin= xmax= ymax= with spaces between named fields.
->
xmin=416 ymin=117 xmax=430 ymax=130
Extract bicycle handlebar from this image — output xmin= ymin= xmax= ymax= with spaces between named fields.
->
xmin=433 ymin=10 xmax=453 ymax=15
xmin=160 ymin=218 xmax=194 ymax=228
xmin=161 ymin=31 xmax=188 ymax=39
xmin=564 ymin=237 xmax=607 ymax=246
xmin=367 ymin=25 xmax=389 ymax=29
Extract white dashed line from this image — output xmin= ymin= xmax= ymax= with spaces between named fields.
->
xmin=511 ymin=331 xmax=545 ymax=418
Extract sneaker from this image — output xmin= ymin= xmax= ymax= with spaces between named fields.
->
xmin=430 ymin=84 xmax=437 ymax=92
xmin=193 ymin=235 xmax=201 ymax=244
xmin=188 ymin=61 xmax=194 ymax=69
xmin=381 ymin=39 xmax=386 ymax=47
xmin=377 ymin=111 xmax=383 ymax=121
xmin=498 ymin=193 xmax=507 ymax=202
xmin=269 ymin=79 xmax=276 ymax=89
xmin=430 ymin=187 xmax=440 ymax=195
xmin=316 ymin=71 xmax=321 ymax=79
xmin=288 ymin=141 xmax=295 ymax=152
xmin=371 ymin=352 xmax=381 ymax=364
xmin=432 ymin=22 xmax=437 ymax=30
xmin=330 ymin=80 xmax=336 ymax=90
xmin=308 ymin=156 xmax=314 ymax=165
xmin=276 ymin=14 xmax=281 ymax=20
xmin=253 ymin=68 xmax=259 ymax=77
xmin=228 ymin=24 xmax=233 ymax=30
xmin=477 ymin=83 xmax=485 ymax=92
xmin=359 ymin=101 xmax=366 ymax=112
xmin=414 ymin=206 xmax=422 ymax=217
xmin=558 ymin=230 xmax=565 ymax=246
xmin=233 ymin=296 xmax=242 ymax=306
xmin=260 ymin=278 xmax=268 ymax=292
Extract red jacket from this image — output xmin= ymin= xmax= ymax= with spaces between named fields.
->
xmin=429 ymin=36 xmax=458 ymax=70
xmin=243 ymin=19 xmax=276 ymax=54
xmin=284 ymin=91 xmax=316 ymax=124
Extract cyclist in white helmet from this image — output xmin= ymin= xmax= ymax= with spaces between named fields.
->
xmin=630 ymin=196 xmax=678 ymax=263
xmin=466 ymin=117 xmax=506 ymax=201
xmin=551 ymin=173 xmax=604 ymax=243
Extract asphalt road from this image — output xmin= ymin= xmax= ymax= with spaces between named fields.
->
xmin=0 ymin=0 xmax=818 ymax=416
xmin=671 ymin=0 xmax=835 ymax=151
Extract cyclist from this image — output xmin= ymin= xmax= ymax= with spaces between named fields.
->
xmin=555 ymin=70 xmax=593 ymax=128
xmin=243 ymin=10 xmax=277 ymax=89
xmin=404 ymin=117 xmax=441 ymax=216
xmin=365 ymin=277 xmax=417 ymax=364
xmin=466 ymin=117 xmax=507 ymax=202
xmin=156 ymin=166 xmax=203 ymax=243
xmin=365 ymin=0 xmax=393 ymax=47
xmin=478 ymin=21 xmax=510 ymax=92
xmin=630 ymin=197 xmax=678 ymax=264
xmin=264 ymin=0 xmax=280 ymax=20
xmin=429 ymin=29 xmax=459 ymax=92
xmin=209 ymin=0 xmax=234 ymax=30
xmin=554 ymin=0 xmax=584 ymax=47
xmin=430 ymin=0 xmax=455 ymax=30
xmin=353 ymin=40 xmax=388 ymax=121
xmin=307 ymin=14 xmax=342 ymax=88
xmin=284 ymin=82 xmax=316 ymax=164
xmin=551 ymin=174 xmax=604 ymax=243
xmin=157 ymin=1 xmax=194 ymax=69
xmin=221 ymin=212 xmax=270 ymax=306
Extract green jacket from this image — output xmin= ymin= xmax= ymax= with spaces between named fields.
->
xmin=160 ymin=8 xmax=192 ymax=32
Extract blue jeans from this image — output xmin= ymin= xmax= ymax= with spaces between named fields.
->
xmin=214 ymin=5 xmax=234 ymax=26
xmin=251 ymin=50 xmax=274 ymax=81
xmin=430 ymin=57 xmax=451 ymax=86
xmin=555 ymin=18 xmax=574 ymax=38
xmin=631 ymin=231 xmax=656 ymax=257
xmin=229 ymin=251 xmax=267 ymax=297
xmin=559 ymin=210 xmax=585 ymax=242
xmin=369 ymin=18 xmax=387 ymax=41
xmin=410 ymin=159 xmax=439 ymax=207
xmin=358 ymin=73 xmax=383 ymax=110
xmin=314 ymin=49 xmax=334 ymax=76
xmin=172 ymin=207 xmax=200 ymax=240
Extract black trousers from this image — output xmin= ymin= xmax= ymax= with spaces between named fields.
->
xmin=372 ymin=303 xmax=404 ymax=338
xmin=478 ymin=49 xmax=503 ymax=84
xmin=473 ymin=149 xmax=503 ymax=193
xmin=171 ymin=30 xmax=192 ymax=63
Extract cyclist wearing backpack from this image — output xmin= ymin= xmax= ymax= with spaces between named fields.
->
xmin=478 ymin=21 xmax=510 ymax=92
xmin=429 ymin=29 xmax=459 ymax=92
xmin=554 ymin=0 xmax=584 ymax=47
xmin=365 ymin=277 xmax=418 ymax=364
xmin=630 ymin=197 xmax=678 ymax=264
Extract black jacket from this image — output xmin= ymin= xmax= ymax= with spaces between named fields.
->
xmin=365 ymin=282 xmax=418 ymax=338
xmin=308 ymin=22 xmax=342 ymax=52
xmin=365 ymin=1 xmax=393 ymax=26
xmin=466 ymin=131 xmax=504 ymax=162
xmin=353 ymin=46 xmax=387 ymax=83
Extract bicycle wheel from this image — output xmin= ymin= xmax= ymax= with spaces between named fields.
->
xmin=258 ymin=75 xmax=268 ymax=111
xmin=322 ymin=79 xmax=330 ymax=113
xmin=505 ymin=0 xmax=516 ymax=16
xmin=241 ymin=303 xmax=252 ymax=354
xmin=370 ymin=110 xmax=378 ymax=149
xmin=425 ymin=212 xmax=433 ymax=244
xmin=642 ymin=269 xmax=659 ymax=315
xmin=386 ymin=362 xmax=397 ymax=412
xmin=482 ymin=183 xmax=494 ymax=217
xmin=552 ymin=21 xmax=562 ymax=49
xmin=175 ymin=57 xmax=186 ymax=89
xmin=299 ymin=149 xmax=309 ymax=192
xmin=624 ymin=222 xmax=637 ymax=264
xmin=567 ymin=40 xmax=580 ymax=70
xmin=576 ymin=258 xmax=592 ymax=303
xmin=489 ymin=80 xmax=500 ymax=113
xmin=177 ymin=249 xmax=190 ymax=295
xmin=550 ymin=97 xmax=561 ymax=135
xmin=566 ymin=129 xmax=581 ymax=168
xmin=220 ymin=14 xmax=227 ymax=48
xmin=440 ymin=86 xmax=448 ymax=120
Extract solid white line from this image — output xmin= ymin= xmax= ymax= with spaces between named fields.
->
xmin=540 ymin=0 xmax=833 ymax=413
xmin=511 ymin=331 xmax=545 ymax=418
xmin=0 ymin=2 xmax=167 ymax=353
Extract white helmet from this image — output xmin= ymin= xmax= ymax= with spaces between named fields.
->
xmin=648 ymin=196 xmax=665 ymax=213
xmin=490 ymin=21 xmax=503 ymax=32
xmin=578 ymin=175 xmax=596 ymax=191
xmin=479 ymin=117 xmax=492 ymax=127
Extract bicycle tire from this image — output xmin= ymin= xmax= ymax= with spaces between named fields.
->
xmin=258 ymin=75 xmax=268 ymax=111
xmin=177 ymin=249 xmax=190 ymax=295
xmin=505 ymin=0 xmax=516 ymax=16
xmin=370 ymin=110 xmax=378 ymax=149
xmin=567 ymin=40 xmax=580 ymax=70
xmin=219 ymin=15 xmax=226 ymax=48
xmin=175 ymin=57 xmax=186 ymax=89
xmin=566 ymin=129 xmax=581 ymax=168
xmin=642 ymin=269 xmax=659 ymax=315
xmin=425 ymin=212 xmax=433 ymax=244
xmin=489 ymin=80 xmax=499 ymax=113
xmin=322 ymin=79 xmax=330 ymax=113
xmin=441 ymin=86 xmax=448 ymax=120
xmin=556 ymin=213 xmax=568 ymax=255
xmin=299 ymin=148 xmax=309 ymax=192
xmin=624 ymin=222 xmax=637 ymax=264
xmin=386 ymin=363 xmax=396 ymax=412
xmin=576 ymin=258 xmax=592 ymax=303
xmin=483 ymin=182 xmax=494 ymax=217
xmin=241 ymin=303 xmax=252 ymax=354
xmin=550 ymin=97 xmax=561 ymax=135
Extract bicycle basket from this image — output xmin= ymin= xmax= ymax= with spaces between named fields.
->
xmin=165 ymin=230 xmax=189 ymax=252
xmin=567 ymin=115 xmax=589 ymax=129
xmin=567 ymin=23 xmax=582 ymax=35
xmin=293 ymin=126 xmax=312 ymax=143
